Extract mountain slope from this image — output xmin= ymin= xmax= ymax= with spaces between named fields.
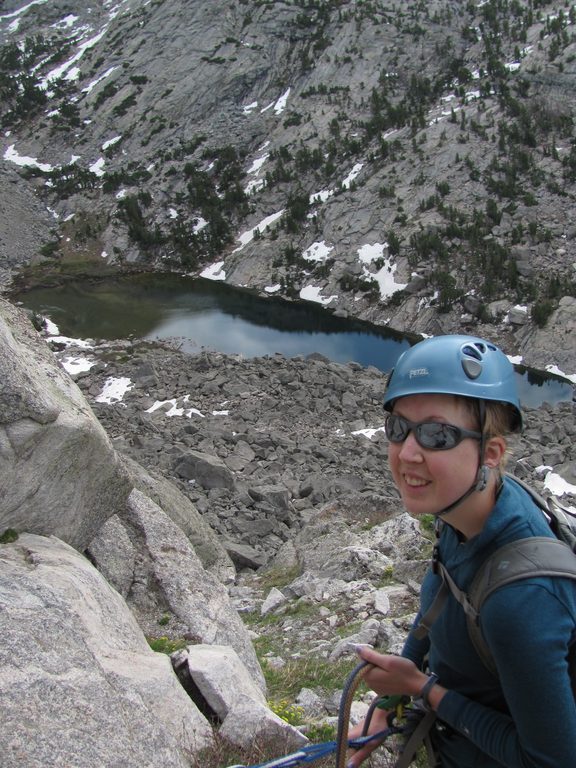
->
xmin=1 ymin=0 xmax=575 ymax=369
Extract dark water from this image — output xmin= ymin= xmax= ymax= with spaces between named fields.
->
xmin=11 ymin=272 xmax=573 ymax=408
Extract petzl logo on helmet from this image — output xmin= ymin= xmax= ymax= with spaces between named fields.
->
xmin=409 ymin=367 xmax=429 ymax=378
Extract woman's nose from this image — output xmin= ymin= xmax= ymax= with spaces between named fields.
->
xmin=398 ymin=431 xmax=423 ymax=461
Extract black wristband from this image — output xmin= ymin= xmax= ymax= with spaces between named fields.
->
xmin=419 ymin=672 xmax=439 ymax=710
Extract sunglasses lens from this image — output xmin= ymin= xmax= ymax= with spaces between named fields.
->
xmin=385 ymin=414 xmax=410 ymax=442
xmin=385 ymin=415 xmax=463 ymax=450
xmin=417 ymin=423 xmax=461 ymax=450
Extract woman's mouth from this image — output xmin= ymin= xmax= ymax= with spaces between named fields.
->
xmin=404 ymin=475 xmax=429 ymax=488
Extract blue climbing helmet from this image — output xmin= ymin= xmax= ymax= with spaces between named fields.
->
xmin=384 ymin=335 xmax=522 ymax=431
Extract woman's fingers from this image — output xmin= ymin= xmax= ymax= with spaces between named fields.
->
xmin=348 ymin=738 xmax=383 ymax=768
xmin=347 ymin=708 xmax=390 ymax=768
xmin=354 ymin=650 xmax=420 ymax=696
xmin=356 ymin=646 xmax=387 ymax=667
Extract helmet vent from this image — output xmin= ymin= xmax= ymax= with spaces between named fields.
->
xmin=462 ymin=343 xmax=484 ymax=360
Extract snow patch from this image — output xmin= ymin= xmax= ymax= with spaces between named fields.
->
xmin=342 ymin=163 xmax=363 ymax=189
xmin=96 ymin=377 xmax=133 ymax=404
xmin=4 ymin=144 xmax=53 ymax=172
xmin=233 ymin=210 xmax=285 ymax=252
xmin=302 ymin=241 xmax=334 ymax=263
xmin=60 ymin=356 xmax=97 ymax=375
xmin=201 ymin=261 xmax=226 ymax=281
xmin=299 ymin=285 xmax=338 ymax=306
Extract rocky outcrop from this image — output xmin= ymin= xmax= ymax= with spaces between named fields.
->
xmin=173 ymin=645 xmax=307 ymax=751
xmin=88 ymin=487 xmax=265 ymax=689
xmin=0 ymin=301 xmax=274 ymax=765
xmin=0 ymin=166 xmax=53 ymax=288
xmin=0 ymin=534 xmax=214 ymax=768
xmin=518 ymin=296 xmax=576 ymax=372
xmin=0 ymin=297 xmax=132 ymax=550
xmin=121 ymin=453 xmax=236 ymax=584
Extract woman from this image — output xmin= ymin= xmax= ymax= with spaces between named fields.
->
xmin=348 ymin=335 xmax=576 ymax=767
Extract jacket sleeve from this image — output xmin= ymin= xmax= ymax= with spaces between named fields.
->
xmin=401 ymin=611 xmax=431 ymax=667
xmin=401 ymin=565 xmax=436 ymax=667
xmin=437 ymin=579 xmax=576 ymax=767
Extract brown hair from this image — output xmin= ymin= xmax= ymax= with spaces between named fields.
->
xmin=461 ymin=398 xmax=518 ymax=471
xmin=482 ymin=401 xmax=519 ymax=438
xmin=459 ymin=397 xmax=518 ymax=437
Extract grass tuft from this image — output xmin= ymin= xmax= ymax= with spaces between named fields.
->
xmin=146 ymin=635 xmax=188 ymax=654
xmin=261 ymin=656 xmax=359 ymax=700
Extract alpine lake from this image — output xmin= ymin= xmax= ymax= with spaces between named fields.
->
xmin=10 ymin=270 xmax=573 ymax=410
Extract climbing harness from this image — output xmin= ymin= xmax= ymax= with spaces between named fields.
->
xmin=226 ymin=660 xmax=438 ymax=768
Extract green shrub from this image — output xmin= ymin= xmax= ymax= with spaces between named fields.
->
xmin=531 ymin=300 xmax=555 ymax=327
xmin=269 ymin=700 xmax=304 ymax=725
xmin=40 ymin=240 xmax=60 ymax=258
xmin=0 ymin=529 xmax=19 ymax=544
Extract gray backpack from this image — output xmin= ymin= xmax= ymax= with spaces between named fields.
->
xmin=414 ymin=475 xmax=576 ymax=689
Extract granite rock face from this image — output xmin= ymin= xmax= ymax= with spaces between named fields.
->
xmin=88 ymin=487 xmax=266 ymax=690
xmin=0 ymin=303 xmax=270 ymax=765
xmin=0 ymin=534 xmax=214 ymax=768
xmin=0 ymin=298 xmax=132 ymax=550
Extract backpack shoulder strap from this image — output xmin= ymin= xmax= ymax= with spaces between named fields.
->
xmin=467 ymin=537 xmax=576 ymax=676
xmin=505 ymin=473 xmax=576 ymax=549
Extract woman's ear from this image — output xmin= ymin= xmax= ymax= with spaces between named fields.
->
xmin=484 ymin=436 xmax=507 ymax=469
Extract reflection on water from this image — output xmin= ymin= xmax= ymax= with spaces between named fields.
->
xmin=149 ymin=308 xmax=409 ymax=364
xmin=515 ymin=365 xmax=572 ymax=409
xmin=13 ymin=273 xmax=412 ymax=368
xmin=11 ymin=272 xmax=573 ymax=407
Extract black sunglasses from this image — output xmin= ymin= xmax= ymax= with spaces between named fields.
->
xmin=385 ymin=413 xmax=482 ymax=451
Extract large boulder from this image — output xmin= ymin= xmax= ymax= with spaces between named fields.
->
xmin=174 ymin=450 xmax=236 ymax=489
xmin=173 ymin=645 xmax=307 ymax=752
xmin=0 ymin=299 xmax=131 ymax=550
xmin=122 ymin=454 xmax=236 ymax=584
xmin=88 ymin=488 xmax=266 ymax=690
xmin=0 ymin=533 xmax=214 ymax=768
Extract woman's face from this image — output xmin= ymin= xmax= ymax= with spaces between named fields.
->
xmin=388 ymin=394 xmax=482 ymax=518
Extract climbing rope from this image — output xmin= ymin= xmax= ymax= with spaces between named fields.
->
xmin=335 ymin=660 xmax=372 ymax=768
xmin=226 ymin=659 xmax=435 ymax=768
xmin=225 ymin=728 xmax=402 ymax=768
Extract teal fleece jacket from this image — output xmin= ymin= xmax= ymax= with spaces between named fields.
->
xmin=402 ymin=477 xmax=576 ymax=767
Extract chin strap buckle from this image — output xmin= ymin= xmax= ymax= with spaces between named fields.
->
xmin=476 ymin=464 xmax=489 ymax=491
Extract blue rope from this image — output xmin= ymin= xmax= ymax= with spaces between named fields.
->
xmin=227 ymin=727 xmax=403 ymax=768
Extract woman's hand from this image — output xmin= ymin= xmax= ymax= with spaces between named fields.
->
xmin=356 ymin=647 xmax=428 ymax=698
xmin=346 ymin=649 xmax=432 ymax=768
xmin=347 ymin=706 xmax=391 ymax=768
